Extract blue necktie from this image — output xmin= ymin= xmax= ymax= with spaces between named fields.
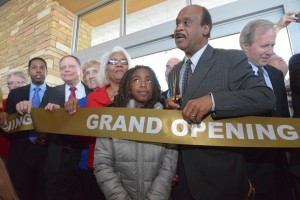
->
xmin=29 ymin=87 xmax=41 ymax=143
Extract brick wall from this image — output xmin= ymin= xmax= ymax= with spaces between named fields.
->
xmin=0 ymin=0 xmax=92 ymax=98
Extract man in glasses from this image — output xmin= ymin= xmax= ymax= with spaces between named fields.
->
xmin=0 ymin=71 xmax=27 ymax=162
xmin=39 ymin=55 xmax=92 ymax=200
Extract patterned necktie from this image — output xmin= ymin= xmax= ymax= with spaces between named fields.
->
xmin=68 ymin=87 xmax=77 ymax=100
xmin=32 ymin=87 xmax=41 ymax=108
xmin=29 ymin=87 xmax=41 ymax=143
xmin=257 ymin=67 xmax=266 ymax=84
xmin=182 ymin=59 xmax=192 ymax=95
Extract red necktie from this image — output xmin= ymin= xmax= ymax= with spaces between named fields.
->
xmin=68 ymin=87 xmax=77 ymax=100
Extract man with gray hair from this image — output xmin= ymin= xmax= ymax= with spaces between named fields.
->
xmin=240 ymin=19 xmax=292 ymax=200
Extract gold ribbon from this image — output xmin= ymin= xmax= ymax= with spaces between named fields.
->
xmin=2 ymin=108 xmax=300 ymax=148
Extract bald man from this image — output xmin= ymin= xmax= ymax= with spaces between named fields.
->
xmin=162 ymin=57 xmax=181 ymax=99
xmin=165 ymin=57 xmax=181 ymax=81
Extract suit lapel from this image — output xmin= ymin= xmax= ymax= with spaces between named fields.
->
xmin=24 ymin=84 xmax=31 ymax=100
xmin=58 ymin=84 xmax=66 ymax=107
xmin=182 ymin=45 xmax=215 ymax=106
xmin=265 ymin=66 xmax=278 ymax=93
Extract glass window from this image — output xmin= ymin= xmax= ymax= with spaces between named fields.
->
xmin=126 ymin=0 xmax=186 ymax=35
xmin=77 ymin=1 xmax=121 ymax=52
xmin=90 ymin=1 xmax=121 ymax=46
xmin=132 ymin=49 xmax=184 ymax=92
xmin=76 ymin=0 xmax=244 ymax=52
xmin=192 ymin=0 xmax=239 ymax=8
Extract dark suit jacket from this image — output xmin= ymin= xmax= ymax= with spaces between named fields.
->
xmin=266 ymin=65 xmax=290 ymax=117
xmin=244 ymin=66 xmax=291 ymax=196
xmin=289 ymin=54 xmax=300 ymax=117
xmin=169 ymin=45 xmax=276 ymax=200
xmin=5 ymin=84 xmax=50 ymax=176
xmin=40 ymin=82 xmax=92 ymax=199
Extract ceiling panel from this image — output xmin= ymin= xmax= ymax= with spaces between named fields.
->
xmin=55 ymin=0 xmax=100 ymax=13
xmin=56 ymin=0 xmax=165 ymax=27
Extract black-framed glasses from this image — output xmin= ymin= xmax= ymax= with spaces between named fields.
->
xmin=7 ymin=81 xmax=26 ymax=86
xmin=108 ymin=59 xmax=128 ymax=65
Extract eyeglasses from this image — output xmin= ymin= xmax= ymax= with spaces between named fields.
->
xmin=59 ymin=65 xmax=78 ymax=71
xmin=108 ymin=59 xmax=128 ymax=65
xmin=7 ymin=81 xmax=26 ymax=86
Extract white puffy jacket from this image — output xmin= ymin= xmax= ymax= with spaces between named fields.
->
xmin=94 ymin=138 xmax=178 ymax=200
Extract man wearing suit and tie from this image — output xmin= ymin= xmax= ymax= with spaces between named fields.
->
xmin=240 ymin=19 xmax=292 ymax=200
xmin=40 ymin=55 xmax=92 ymax=200
xmin=0 ymin=57 xmax=49 ymax=200
xmin=16 ymin=55 xmax=92 ymax=199
xmin=166 ymin=5 xmax=276 ymax=200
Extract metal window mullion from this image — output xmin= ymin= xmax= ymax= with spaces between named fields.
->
xmin=120 ymin=0 xmax=126 ymax=37
xmin=71 ymin=14 xmax=79 ymax=54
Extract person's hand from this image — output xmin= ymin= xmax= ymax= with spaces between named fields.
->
xmin=44 ymin=103 xmax=60 ymax=111
xmin=16 ymin=101 xmax=32 ymax=115
xmin=171 ymin=174 xmax=179 ymax=190
xmin=0 ymin=112 xmax=8 ymax=127
xmin=64 ymin=98 xmax=79 ymax=115
xmin=165 ymin=95 xmax=181 ymax=110
xmin=275 ymin=11 xmax=300 ymax=32
xmin=182 ymin=95 xmax=212 ymax=124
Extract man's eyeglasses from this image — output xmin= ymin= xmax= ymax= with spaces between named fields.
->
xmin=108 ymin=59 xmax=128 ymax=65
xmin=7 ymin=81 xmax=26 ymax=86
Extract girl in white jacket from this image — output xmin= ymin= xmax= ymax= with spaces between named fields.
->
xmin=94 ymin=65 xmax=178 ymax=200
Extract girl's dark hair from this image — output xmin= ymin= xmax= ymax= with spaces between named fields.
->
xmin=111 ymin=65 xmax=163 ymax=108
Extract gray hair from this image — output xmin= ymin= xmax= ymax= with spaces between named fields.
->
xmin=7 ymin=71 xmax=27 ymax=83
xmin=239 ymin=19 xmax=275 ymax=49
xmin=82 ymin=60 xmax=100 ymax=83
xmin=97 ymin=46 xmax=133 ymax=88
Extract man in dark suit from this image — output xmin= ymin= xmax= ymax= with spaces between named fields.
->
xmin=288 ymin=53 xmax=300 ymax=199
xmin=240 ymin=19 xmax=292 ymax=200
xmin=166 ymin=5 xmax=276 ymax=200
xmin=40 ymin=55 xmax=92 ymax=200
xmin=0 ymin=57 xmax=49 ymax=200
xmin=289 ymin=53 xmax=300 ymax=118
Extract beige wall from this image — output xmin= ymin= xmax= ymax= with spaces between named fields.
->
xmin=0 ymin=0 xmax=92 ymax=98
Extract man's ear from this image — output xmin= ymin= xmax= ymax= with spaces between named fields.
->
xmin=241 ymin=43 xmax=249 ymax=53
xmin=203 ymin=24 xmax=210 ymax=36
